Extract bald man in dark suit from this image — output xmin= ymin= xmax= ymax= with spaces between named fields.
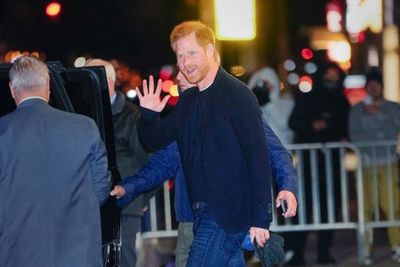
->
xmin=0 ymin=56 xmax=110 ymax=267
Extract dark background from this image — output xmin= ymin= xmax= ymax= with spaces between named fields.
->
xmin=0 ymin=0 xmax=330 ymax=73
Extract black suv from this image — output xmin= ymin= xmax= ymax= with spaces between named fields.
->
xmin=0 ymin=62 xmax=121 ymax=267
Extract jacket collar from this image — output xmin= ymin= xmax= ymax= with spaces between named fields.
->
xmin=111 ymin=91 xmax=125 ymax=115
xmin=17 ymin=98 xmax=48 ymax=109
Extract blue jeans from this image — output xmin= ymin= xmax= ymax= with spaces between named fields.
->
xmin=186 ymin=203 xmax=246 ymax=267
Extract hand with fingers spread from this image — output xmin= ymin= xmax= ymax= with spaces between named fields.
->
xmin=136 ymin=75 xmax=171 ymax=112
xmin=275 ymin=190 xmax=297 ymax=218
xmin=249 ymin=227 xmax=270 ymax=247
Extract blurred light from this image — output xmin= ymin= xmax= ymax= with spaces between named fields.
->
xmin=383 ymin=26 xmax=398 ymax=51
xmin=167 ymin=96 xmax=179 ymax=106
xmin=349 ymin=31 xmax=366 ymax=44
xmin=126 ymin=89 xmax=137 ymax=99
xmin=74 ymin=57 xmax=86 ymax=67
xmin=169 ymin=84 xmax=179 ymax=97
xmin=326 ymin=2 xmax=343 ymax=32
xmin=31 ymin=51 xmax=40 ymax=58
xmin=346 ymin=0 xmax=382 ymax=34
xmin=46 ymin=2 xmax=61 ymax=17
xmin=4 ymin=50 xmax=43 ymax=63
xmin=327 ymin=41 xmax=351 ymax=62
xmin=344 ymin=75 xmax=366 ymax=88
xmin=159 ymin=65 xmax=174 ymax=80
xmin=301 ymin=48 xmax=313 ymax=60
xmin=215 ymin=0 xmax=256 ymax=40
xmin=299 ymin=75 xmax=313 ymax=93
xmin=283 ymin=59 xmax=296 ymax=71
xmin=383 ymin=26 xmax=400 ymax=102
xmin=287 ymin=73 xmax=300 ymax=85
xmin=367 ymin=46 xmax=379 ymax=66
xmin=337 ymin=61 xmax=352 ymax=71
xmin=230 ymin=65 xmax=245 ymax=77
xmin=162 ymin=80 xmax=174 ymax=93
xmin=327 ymin=10 xmax=342 ymax=32
xmin=304 ymin=62 xmax=318 ymax=74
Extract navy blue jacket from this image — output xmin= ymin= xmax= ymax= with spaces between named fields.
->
xmin=139 ymin=68 xmax=274 ymax=233
xmin=117 ymin=119 xmax=297 ymax=223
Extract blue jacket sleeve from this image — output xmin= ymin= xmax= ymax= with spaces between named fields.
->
xmin=117 ymin=142 xmax=180 ymax=207
xmin=262 ymin=118 xmax=298 ymax=196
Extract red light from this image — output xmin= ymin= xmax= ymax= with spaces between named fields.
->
xmin=162 ymin=80 xmax=174 ymax=93
xmin=300 ymin=75 xmax=312 ymax=83
xmin=301 ymin=48 xmax=314 ymax=60
xmin=46 ymin=2 xmax=61 ymax=17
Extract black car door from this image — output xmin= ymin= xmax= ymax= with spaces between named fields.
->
xmin=55 ymin=65 xmax=121 ymax=245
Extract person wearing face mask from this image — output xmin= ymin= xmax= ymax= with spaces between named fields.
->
xmin=286 ymin=62 xmax=350 ymax=265
xmin=248 ymin=66 xmax=294 ymax=145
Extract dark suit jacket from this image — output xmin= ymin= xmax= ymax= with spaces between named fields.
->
xmin=139 ymin=68 xmax=273 ymax=233
xmin=0 ymin=99 xmax=110 ymax=267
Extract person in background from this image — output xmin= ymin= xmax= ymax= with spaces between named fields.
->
xmin=288 ymin=62 xmax=350 ymax=265
xmin=349 ymin=68 xmax=400 ymax=265
xmin=0 ymin=56 xmax=110 ymax=267
xmin=85 ymin=59 xmax=152 ymax=267
xmin=248 ymin=66 xmax=294 ymax=144
xmin=110 ymin=71 xmax=298 ymax=267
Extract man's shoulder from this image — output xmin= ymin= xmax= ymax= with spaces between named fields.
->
xmin=49 ymin=106 xmax=97 ymax=129
xmin=384 ymin=100 xmax=400 ymax=109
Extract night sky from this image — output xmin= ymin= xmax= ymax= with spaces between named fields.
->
xmin=0 ymin=0 xmax=328 ymax=73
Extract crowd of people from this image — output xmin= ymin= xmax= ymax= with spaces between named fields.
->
xmin=1 ymin=19 xmax=400 ymax=267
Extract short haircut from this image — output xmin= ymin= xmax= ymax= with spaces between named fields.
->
xmin=365 ymin=67 xmax=383 ymax=87
xmin=9 ymin=56 xmax=49 ymax=92
xmin=85 ymin=58 xmax=116 ymax=82
xmin=170 ymin=21 xmax=215 ymax=52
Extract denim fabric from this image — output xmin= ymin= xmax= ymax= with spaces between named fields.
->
xmin=187 ymin=206 xmax=246 ymax=267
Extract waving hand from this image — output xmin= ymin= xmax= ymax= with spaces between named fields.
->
xmin=136 ymin=75 xmax=171 ymax=112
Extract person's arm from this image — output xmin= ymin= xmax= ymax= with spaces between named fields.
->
xmin=87 ymin=119 xmax=111 ymax=205
xmin=136 ymin=76 xmax=179 ymax=151
xmin=227 ymin=85 xmax=272 ymax=230
xmin=262 ymin=119 xmax=298 ymax=217
xmin=113 ymin=142 xmax=180 ymax=207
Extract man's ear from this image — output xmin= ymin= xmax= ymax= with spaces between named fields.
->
xmin=9 ymin=83 xmax=16 ymax=99
xmin=206 ymin=43 xmax=214 ymax=58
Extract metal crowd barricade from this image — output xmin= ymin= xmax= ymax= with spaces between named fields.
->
xmin=139 ymin=141 xmax=400 ymax=264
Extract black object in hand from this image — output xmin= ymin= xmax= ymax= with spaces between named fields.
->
xmin=253 ymin=232 xmax=285 ymax=267
xmin=280 ymin=199 xmax=287 ymax=214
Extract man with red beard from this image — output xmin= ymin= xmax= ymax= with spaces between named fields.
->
xmin=136 ymin=21 xmax=289 ymax=266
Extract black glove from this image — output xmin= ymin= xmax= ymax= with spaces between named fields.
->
xmin=253 ymin=232 xmax=285 ymax=267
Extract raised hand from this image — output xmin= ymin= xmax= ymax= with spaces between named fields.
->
xmin=136 ymin=75 xmax=171 ymax=112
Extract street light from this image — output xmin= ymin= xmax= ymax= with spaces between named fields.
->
xmin=214 ymin=0 xmax=256 ymax=41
